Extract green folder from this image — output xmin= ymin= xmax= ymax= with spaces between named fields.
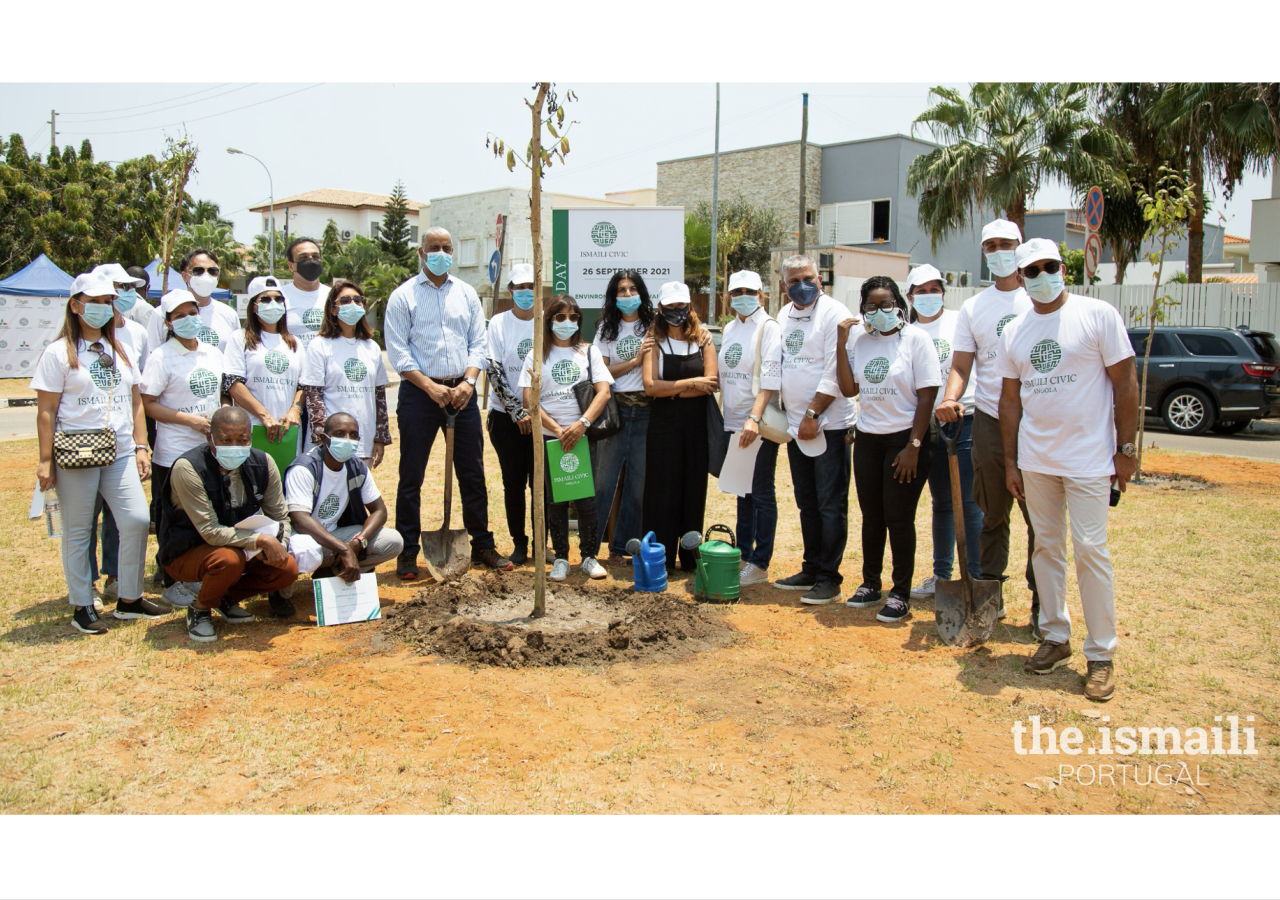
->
xmin=547 ymin=439 xmax=594 ymax=503
xmin=252 ymin=424 xmax=300 ymax=474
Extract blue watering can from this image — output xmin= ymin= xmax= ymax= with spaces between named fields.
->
xmin=626 ymin=531 xmax=668 ymax=593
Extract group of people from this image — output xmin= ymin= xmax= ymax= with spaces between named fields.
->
xmin=34 ymin=219 xmax=1138 ymax=700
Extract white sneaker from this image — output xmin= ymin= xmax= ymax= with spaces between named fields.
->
xmin=910 ymin=575 xmax=937 ymax=600
xmin=549 ymin=559 xmax=571 ymax=581
xmin=581 ymin=557 xmax=606 ymax=579
xmin=739 ymin=563 xmax=769 ymax=586
xmin=101 ymin=579 xmax=119 ymax=601
xmin=161 ymin=582 xmax=197 ymax=608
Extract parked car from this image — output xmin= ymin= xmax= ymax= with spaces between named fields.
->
xmin=1128 ymin=326 xmax=1280 ymax=435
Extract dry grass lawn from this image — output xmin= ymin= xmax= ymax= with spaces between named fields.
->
xmin=1 ymin=418 xmax=1277 ymax=814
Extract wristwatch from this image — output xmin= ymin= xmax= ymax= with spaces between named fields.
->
xmin=464 ymin=376 xmax=477 ymax=387
xmin=1118 ymin=442 xmax=1138 ymax=458
xmin=804 ymin=408 xmax=819 ymax=420
xmin=748 ymin=414 xmax=763 ymax=425
xmin=353 ymin=535 xmax=368 ymax=551
xmin=578 ymin=416 xmax=592 ymax=428
xmin=910 ymin=438 xmax=922 ymax=449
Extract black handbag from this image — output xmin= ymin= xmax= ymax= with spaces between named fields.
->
xmin=573 ymin=348 xmax=622 ymax=440
xmin=706 ymin=394 xmax=726 ymax=477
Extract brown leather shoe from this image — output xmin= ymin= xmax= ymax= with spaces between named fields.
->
xmin=1025 ymin=639 xmax=1072 ymax=674
xmin=604 ymin=554 xmax=632 ymax=569
xmin=472 ymin=547 xmax=514 ymax=572
xmin=1084 ymin=660 xmax=1116 ymax=702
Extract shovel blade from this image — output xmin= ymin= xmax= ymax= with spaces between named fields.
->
xmin=422 ymin=529 xmax=471 ymax=583
xmin=934 ymin=577 xmax=1004 ymax=647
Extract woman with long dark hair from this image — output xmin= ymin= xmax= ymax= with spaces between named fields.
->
xmin=518 ymin=294 xmax=614 ymax=581
xmin=641 ymin=281 xmax=718 ymax=570
xmin=591 ymin=269 xmax=655 ymax=566
xmin=298 ymin=280 xmax=391 ymax=467
xmin=224 ymin=275 xmax=305 ymax=455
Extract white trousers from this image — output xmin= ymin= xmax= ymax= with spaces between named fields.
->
xmin=287 ymin=524 xmax=403 ymax=574
xmin=1022 ymin=471 xmax=1117 ymax=661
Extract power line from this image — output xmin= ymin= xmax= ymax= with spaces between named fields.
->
xmin=59 ymin=83 xmax=233 ymax=115
xmin=60 ymin=84 xmax=325 ymax=136
xmin=59 ymin=84 xmax=258 ymax=124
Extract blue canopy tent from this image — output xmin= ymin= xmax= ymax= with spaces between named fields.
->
xmin=143 ymin=258 xmax=233 ymax=301
xmin=0 ymin=253 xmax=75 ymax=297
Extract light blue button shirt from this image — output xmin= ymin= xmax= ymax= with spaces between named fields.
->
xmin=384 ymin=271 xmax=488 ymax=378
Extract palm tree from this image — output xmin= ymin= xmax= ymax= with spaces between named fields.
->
xmin=906 ymin=83 xmax=1127 ymax=250
xmin=173 ymin=221 xmax=243 ymax=278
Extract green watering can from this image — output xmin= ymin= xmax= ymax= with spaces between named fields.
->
xmin=692 ymin=524 xmax=741 ymax=602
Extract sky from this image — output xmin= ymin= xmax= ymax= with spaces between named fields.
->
xmin=1 ymin=82 xmax=1272 ymax=248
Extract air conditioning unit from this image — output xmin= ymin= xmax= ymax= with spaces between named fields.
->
xmin=340 ymin=229 xmax=354 ymax=241
xmin=944 ymin=270 xmax=960 ymax=286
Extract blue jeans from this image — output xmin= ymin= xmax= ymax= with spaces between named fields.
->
xmin=594 ymin=402 xmax=650 ymax=556
xmin=722 ymin=431 xmax=779 ymax=569
xmin=927 ymin=415 xmax=983 ymax=580
xmin=787 ymin=428 xmax=851 ymax=587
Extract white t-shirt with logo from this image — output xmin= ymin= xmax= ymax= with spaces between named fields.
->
xmin=118 ymin=318 xmax=150 ymax=374
xmin=224 ymin=330 xmax=302 ymax=426
xmin=283 ymin=281 xmax=329 ymax=349
xmin=299 ymin=336 xmax=389 ymax=459
xmin=847 ymin=324 xmax=943 ymax=435
xmin=996 ymin=294 xmax=1135 ymax=478
xmin=284 ymin=462 xmax=381 ymax=532
xmin=593 ymin=318 xmax=649 ymax=394
xmin=952 ymin=285 xmax=1032 ymax=418
xmin=30 ymin=338 xmax=142 ymax=460
xmin=778 ymin=294 xmax=855 ymax=431
xmin=140 ymin=339 xmax=227 ymax=467
xmin=486 ymin=310 xmax=536 ymax=413
xmin=145 ymin=297 xmax=242 ymax=357
xmin=718 ymin=306 xmax=783 ymax=431
xmin=913 ymin=310 xmax=976 ymax=414
xmin=518 ymin=343 xmax=614 ymax=429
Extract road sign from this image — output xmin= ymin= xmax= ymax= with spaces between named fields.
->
xmin=488 ymin=250 xmax=501 ymax=285
xmin=494 ymin=214 xmax=504 ymax=249
xmin=1086 ymin=186 xmax=1105 ymax=231
xmin=1084 ymin=232 xmax=1103 ymax=282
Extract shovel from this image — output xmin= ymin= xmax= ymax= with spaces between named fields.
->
xmin=933 ymin=420 xmax=1003 ymax=647
xmin=422 ymin=407 xmax=471 ymax=583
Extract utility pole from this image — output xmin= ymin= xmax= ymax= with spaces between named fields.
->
xmin=710 ymin=83 xmax=721 ymax=323
xmin=47 ymin=110 xmax=58 ymax=155
xmin=798 ymin=93 xmax=809 ymax=256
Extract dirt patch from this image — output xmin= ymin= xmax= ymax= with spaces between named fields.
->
xmin=1132 ymin=471 xmax=1212 ymax=491
xmin=383 ymin=570 xmax=736 ymax=668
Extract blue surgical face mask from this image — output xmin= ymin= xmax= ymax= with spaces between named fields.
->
xmin=615 ymin=295 xmax=642 ymax=316
xmin=552 ymin=320 xmax=579 ymax=340
xmin=787 ymin=280 xmax=820 ymax=307
xmin=424 ymin=251 xmax=452 ymax=276
xmin=79 ymin=302 xmax=115 ymax=330
xmin=171 ymin=313 xmax=202 ymax=340
xmin=337 ymin=303 xmax=367 ymax=326
xmin=911 ymin=293 xmax=945 ymax=318
xmin=255 ymin=299 xmax=285 ymax=324
xmin=327 ymin=436 xmax=360 ymax=463
xmin=214 ymin=445 xmax=251 ymax=470
xmin=731 ymin=294 xmax=760 ymax=316
xmin=986 ymin=250 xmax=1018 ymax=279
xmin=1022 ymin=270 xmax=1065 ymax=304
xmin=512 ymin=289 xmax=535 ymax=310
xmin=865 ymin=307 xmax=901 ymax=333
xmin=114 ymin=289 xmax=138 ymax=313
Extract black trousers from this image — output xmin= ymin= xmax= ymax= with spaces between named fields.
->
xmin=542 ymin=437 xmax=600 ymax=562
xmin=149 ymin=463 xmax=175 ymax=587
xmin=853 ymin=427 xmax=934 ymax=598
xmin=395 ymin=381 xmax=494 ymax=553
xmin=643 ymin=395 xmax=709 ymax=570
xmin=488 ymin=409 xmax=534 ymax=549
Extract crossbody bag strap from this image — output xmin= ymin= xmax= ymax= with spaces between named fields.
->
xmin=751 ymin=318 xmax=781 ymax=409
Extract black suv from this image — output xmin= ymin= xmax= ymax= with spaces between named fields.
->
xmin=1128 ymin=326 xmax=1280 ymax=435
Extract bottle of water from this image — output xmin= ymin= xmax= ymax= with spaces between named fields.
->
xmin=45 ymin=487 xmax=62 ymax=540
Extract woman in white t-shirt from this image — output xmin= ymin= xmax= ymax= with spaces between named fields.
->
xmin=518 ymin=294 xmax=614 ymax=582
xmin=836 ymin=275 xmax=942 ymax=624
xmin=904 ymin=265 xmax=984 ymax=603
xmin=591 ymin=270 xmax=655 ymax=566
xmin=224 ymin=275 xmax=304 ymax=455
xmin=32 ymin=273 xmax=163 ymax=635
xmin=299 ymin=281 xmax=391 ymax=467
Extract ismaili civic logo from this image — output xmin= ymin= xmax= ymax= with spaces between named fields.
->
xmin=318 ymin=494 xmax=341 ymax=520
xmin=197 ymin=326 xmax=220 ymax=347
xmin=188 ymin=368 xmax=219 ymax=399
xmin=591 ymin=222 xmax=617 ymax=247
xmin=1030 ymin=339 xmax=1063 ymax=374
xmin=997 ymin=313 xmax=1017 ymax=337
xmin=303 ymin=308 xmax=324 ymax=331
xmin=785 ymin=329 xmax=805 ymax=356
xmin=559 ymin=452 xmax=580 ymax=473
xmin=864 ymin=357 xmax=890 ymax=384
xmin=724 ymin=343 xmax=743 ymax=369
xmin=343 ymin=358 xmax=368 ymax=383
xmin=616 ymin=335 xmax=642 ymax=362
xmin=551 ymin=359 xmax=581 ymax=385
xmin=517 ymin=338 xmax=533 ymax=362
xmin=933 ymin=338 xmax=951 ymax=364
xmin=89 ymin=359 xmax=122 ymax=392
xmin=264 ymin=350 xmax=290 ymax=375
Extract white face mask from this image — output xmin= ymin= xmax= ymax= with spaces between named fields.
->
xmin=189 ymin=272 xmax=219 ymax=297
xmin=985 ymin=250 xmax=1018 ymax=279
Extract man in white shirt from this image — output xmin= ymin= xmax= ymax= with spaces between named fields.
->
xmin=936 ymin=219 xmax=1040 ymax=634
xmin=383 ymin=227 xmax=509 ymax=578
xmin=145 ymin=248 xmax=241 ymax=354
xmin=282 ymin=237 xmax=329 ymax=349
xmin=774 ymin=254 xmax=855 ymax=605
xmin=997 ymin=238 xmax=1138 ymax=702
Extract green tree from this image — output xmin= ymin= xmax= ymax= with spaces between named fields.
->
xmin=247 ymin=229 xmax=291 ymax=279
xmin=378 ymin=180 xmax=415 ymax=269
xmin=906 ymin=82 xmax=1126 ymax=249
xmin=183 ymin=198 xmax=233 ymax=229
xmin=175 ymin=222 xmax=243 ymax=279
xmin=1059 ymin=241 xmax=1100 ymax=287
xmin=321 ymin=217 xmax=342 ymax=265
xmin=686 ymin=196 xmax=784 ymax=311
xmin=156 ymin=135 xmax=198 ymax=292
xmin=326 ymin=234 xmax=386 ymax=285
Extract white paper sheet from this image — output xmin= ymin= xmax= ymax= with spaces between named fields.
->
xmin=718 ymin=435 xmax=763 ymax=497
xmin=313 ymin=572 xmax=381 ymax=627
xmin=235 ymin=514 xmax=280 ymax=559
xmin=788 ymin=416 xmax=830 ymax=458
xmin=29 ymin=481 xmax=45 ymax=520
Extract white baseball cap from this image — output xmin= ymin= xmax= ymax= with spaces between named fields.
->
xmin=906 ymin=264 xmax=944 ymax=291
xmin=69 ymin=272 xmax=118 ymax=299
xmin=981 ymin=219 xmax=1023 ymax=244
xmin=247 ymin=275 xmax=284 ymax=299
xmin=161 ymin=289 xmax=199 ymax=315
xmin=727 ymin=270 xmax=762 ymax=293
xmin=91 ymin=263 xmax=146 ymax=287
xmin=1015 ymin=238 xmax=1062 ymax=270
xmin=656 ymin=281 xmax=691 ymax=306
xmin=509 ymin=263 xmax=534 ymax=286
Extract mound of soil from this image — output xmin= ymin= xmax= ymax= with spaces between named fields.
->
xmin=382 ymin=571 xmax=735 ymax=668
xmin=1134 ymin=471 xmax=1212 ymax=491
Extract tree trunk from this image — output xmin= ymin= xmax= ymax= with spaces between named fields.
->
xmin=1187 ymin=151 xmax=1204 ymax=283
xmin=528 ymin=83 xmax=549 ymax=619
xmin=1136 ymin=231 xmax=1170 ymax=480
xmin=1006 ymin=193 xmax=1027 ymax=241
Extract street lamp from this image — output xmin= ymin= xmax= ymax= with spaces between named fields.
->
xmin=227 ymin=147 xmax=274 ymax=275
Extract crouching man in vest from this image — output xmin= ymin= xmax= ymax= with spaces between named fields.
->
xmin=159 ymin=407 xmax=299 ymax=643
xmin=284 ymin=412 xmax=403 ymax=586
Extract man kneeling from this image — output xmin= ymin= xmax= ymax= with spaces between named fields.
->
xmin=159 ymin=407 xmax=299 ymax=642
xmin=285 ymin=412 xmax=403 ymax=586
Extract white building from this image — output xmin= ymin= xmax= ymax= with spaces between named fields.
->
xmin=249 ymin=188 xmax=429 ymax=246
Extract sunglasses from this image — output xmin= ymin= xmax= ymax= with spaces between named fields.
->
xmin=88 ymin=341 xmax=115 ymax=369
xmin=256 ymin=294 xmax=284 ymax=304
xmin=552 ymin=313 xmax=581 ymax=323
xmin=1022 ymin=260 xmax=1062 ymax=279
xmin=337 ymin=295 xmax=366 ymax=306
xmin=189 ymin=266 xmax=220 ymax=277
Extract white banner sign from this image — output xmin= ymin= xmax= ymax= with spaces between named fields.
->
xmin=0 ymin=294 xmax=62 ymax=379
xmin=552 ymin=207 xmax=684 ymax=308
